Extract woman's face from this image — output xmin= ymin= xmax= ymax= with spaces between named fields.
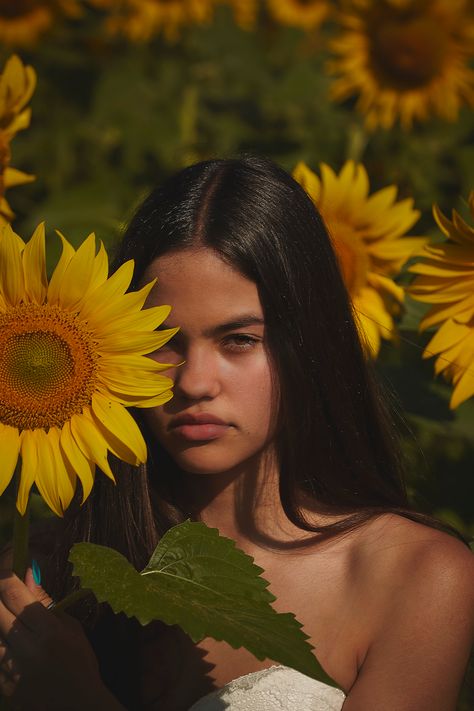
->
xmin=142 ymin=247 xmax=277 ymax=476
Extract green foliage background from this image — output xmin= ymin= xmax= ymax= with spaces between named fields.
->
xmin=0 ymin=2 xmax=473 ymax=705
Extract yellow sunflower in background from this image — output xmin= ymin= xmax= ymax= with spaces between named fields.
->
xmin=408 ymin=194 xmax=474 ymax=408
xmin=0 ymin=55 xmax=36 ymax=225
xmin=97 ymin=0 xmax=214 ymax=42
xmin=0 ymin=0 xmax=81 ymax=46
xmin=294 ymin=160 xmax=425 ymax=356
xmin=0 ymin=165 xmax=36 ymax=226
xmin=328 ymin=0 xmax=474 ymax=130
xmin=0 ymin=54 xmax=36 ymax=138
xmin=0 ymin=224 xmax=176 ymax=516
xmin=265 ymin=0 xmax=329 ymax=31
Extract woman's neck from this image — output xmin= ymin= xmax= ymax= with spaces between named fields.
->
xmin=178 ymin=451 xmax=317 ymax=555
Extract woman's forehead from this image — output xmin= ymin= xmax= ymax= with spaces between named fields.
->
xmin=144 ymin=248 xmax=264 ymax=325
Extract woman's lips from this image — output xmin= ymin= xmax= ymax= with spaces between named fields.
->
xmin=172 ymin=423 xmax=230 ymax=441
xmin=169 ymin=414 xmax=231 ymax=441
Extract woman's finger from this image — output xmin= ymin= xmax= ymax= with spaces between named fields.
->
xmin=24 ymin=567 xmax=55 ymax=609
xmin=0 ymin=574 xmax=19 ymax=639
xmin=0 ymin=572 xmax=59 ymax=642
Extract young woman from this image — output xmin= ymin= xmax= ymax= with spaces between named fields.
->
xmin=0 ymin=156 xmax=473 ymax=710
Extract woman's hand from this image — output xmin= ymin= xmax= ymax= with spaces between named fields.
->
xmin=0 ymin=568 xmax=125 ymax=711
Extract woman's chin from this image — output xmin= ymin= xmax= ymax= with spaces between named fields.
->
xmin=175 ymin=456 xmax=235 ymax=476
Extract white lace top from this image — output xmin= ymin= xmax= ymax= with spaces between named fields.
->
xmin=188 ymin=665 xmax=346 ymax=710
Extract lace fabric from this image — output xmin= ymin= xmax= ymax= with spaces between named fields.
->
xmin=188 ymin=665 xmax=345 ymax=711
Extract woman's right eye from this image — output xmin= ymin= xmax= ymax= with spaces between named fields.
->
xmin=222 ymin=334 xmax=260 ymax=352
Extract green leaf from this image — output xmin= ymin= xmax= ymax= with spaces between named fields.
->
xmin=69 ymin=521 xmax=337 ymax=688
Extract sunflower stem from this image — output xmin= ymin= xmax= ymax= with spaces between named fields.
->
xmin=12 ymin=490 xmax=30 ymax=581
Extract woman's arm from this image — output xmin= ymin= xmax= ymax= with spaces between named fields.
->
xmin=343 ymin=527 xmax=474 ymax=710
xmin=0 ymin=569 xmax=127 ymax=711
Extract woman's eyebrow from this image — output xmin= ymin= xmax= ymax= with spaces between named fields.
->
xmin=156 ymin=315 xmax=265 ymax=335
xmin=208 ymin=315 xmax=265 ymax=337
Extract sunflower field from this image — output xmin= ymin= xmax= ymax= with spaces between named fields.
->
xmin=0 ymin=0 xmax=473 ymax=703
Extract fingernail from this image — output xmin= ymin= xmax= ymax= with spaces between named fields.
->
xmin=32 ymin=559 xmax=41 ymax=585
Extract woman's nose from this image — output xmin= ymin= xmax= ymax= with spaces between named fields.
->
xmin=173 ymin=346 xmax=220 ymax=400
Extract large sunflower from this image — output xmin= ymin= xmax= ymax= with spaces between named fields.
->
xmin=265 ymin=0 xmax=329 ymax=31
xmin=294 ymin=160 xmax=424 ymax=355
xmin=0 ymin=1 xmax=81 ymax=46
xmin=408 ymin=193 xmax=474 ymax=408
xmin=0 ymin=224 xmax=176 ymax=516
xmin=328 ymin=0 xmax=474 ymax=130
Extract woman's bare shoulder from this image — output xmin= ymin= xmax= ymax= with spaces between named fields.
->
xmin=339 ymin=515 xmax=474 ymax=709
xmin=350 ymin=513 xmax=474 ymax=619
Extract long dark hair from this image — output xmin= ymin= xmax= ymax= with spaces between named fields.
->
xmin=43 ymin=156 xmax=462 ymax=593
xmin=37 ymin=155 xmax=463 ymax=707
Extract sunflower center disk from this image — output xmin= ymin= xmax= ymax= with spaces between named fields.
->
xmin=371 ymin=16 xmax=446 ymax=89
xmin=5 ymin=331 xmax=74 ymax=396
xmin=0 ymin=304 xmax=98 ymax=430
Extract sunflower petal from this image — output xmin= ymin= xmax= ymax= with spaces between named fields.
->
xmin=32 ymin=429 xmax=64 ymax=517
xmin=78 ymin=260 xmax=135 ymax=323
xmin=134 ymin=390 xmax=174 ymax=408
xmin=0 ymin=224 xmax=25 ymax=306
xmin=97 ymin=329 xmax=179 ymax=355
xmin=450 ymin=367 xmax=474 ymax=409
xmin=17 ymin=430 xmax=38 ymax=515
xmin=424 ymin=319 xmax=471 ymax=356
xmin=48 ymin=427 xmax=76 ymax=512
xmin=47 ymin=232 xmax=76 ymax=305
xmin=87 ymin=241 xmax=109 ymax=294
xmin=70 ymin=411 xmax=115 ymax=480
xmin=0 ymin=426 xmax=20 ymax=497
xmin=83 ymin=279 xmax=157 ymax=330
xmin=98 ymin=305 xmax=172 ymax=337
xmin=59 ymin=420 xmax=95 ymax=503
xmin=92 ymin=392 xmax=146 ymax=465
xmin=58 ymin=233 xmax=97 ymax=310
xmin=98 ymin=370 xmax=174 ymax=396
xmin=22 ymin=222 xmax=47 ymax=304
xmin=99 ymin=354 xmax=175 ymax=374
xmin=292 ymin=162 xmax=321 ymax=203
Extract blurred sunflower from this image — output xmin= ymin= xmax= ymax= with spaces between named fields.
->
xmin=96 ymin=0 xmax=213 ymax=42
xmin=266 ymin=0 xmax=329 ymax=31
xmin=0 ymin=0 xmax=81 ymax=46
xmin=408 ymin=194 xmax=474 ymax=408
xmin=294 ymin=160 xmax=424 ymax=356
xmin=0 ymin=54 xmax=36 ymax=138
xmin=0 ymin=55 xmax=36 ymax=225
xmin=328 ymin=0 xmax=474 ymax=130
xmin=0 ymin=224 xmax=176 ymax=516
xmin=0 ymin=165 xmax=35 ymax=226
